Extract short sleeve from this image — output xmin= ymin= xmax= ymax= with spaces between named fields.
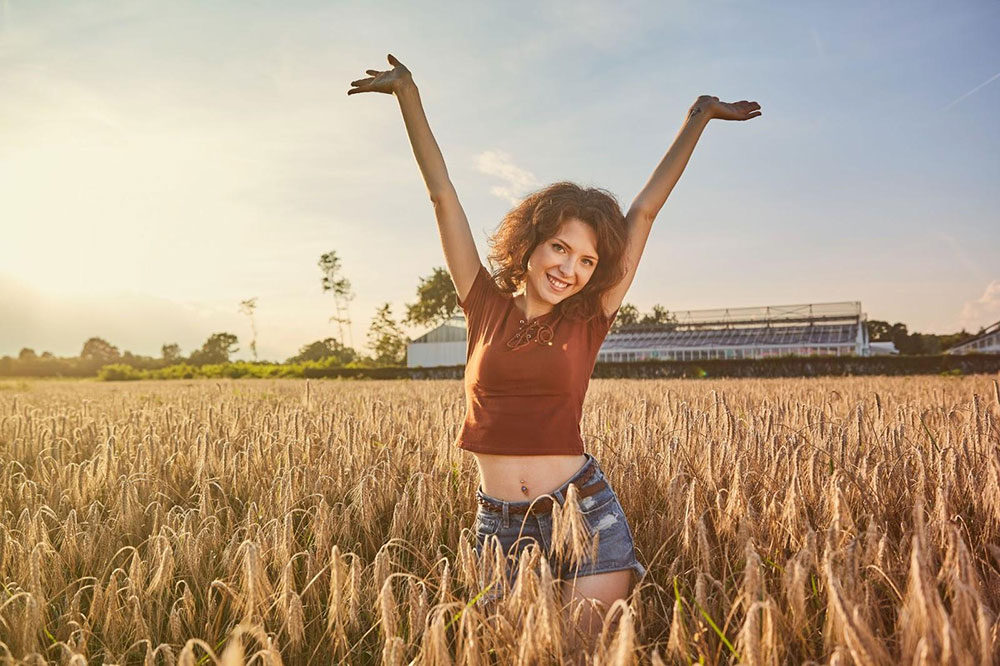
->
xmin=457 ymin=263 xmax=498 ymax=332
xmin=587 ymin=306 xmax=620 ymax=351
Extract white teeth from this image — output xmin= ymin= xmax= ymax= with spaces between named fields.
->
xmin=547 ymin=275 xmax=569 ymax=290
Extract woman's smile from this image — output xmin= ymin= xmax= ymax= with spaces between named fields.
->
xmin=546 ymin=273 xmax=572 ymax=292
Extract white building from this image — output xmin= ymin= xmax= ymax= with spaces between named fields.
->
xmin=407 ymin=315 xmax=466 ymax=368
xmin=597 ymin=301 xmax=869 ymax=363
xmin=869 ymin=341 xmax=900 ymax=356
xmin=407 ymin=301 xmax=871 ymax=368
xmin=944 ymin=320 xmax=1000 ymax=355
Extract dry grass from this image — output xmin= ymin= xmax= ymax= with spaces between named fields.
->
xmin=0 ymin=375 xmax=999 ymax=665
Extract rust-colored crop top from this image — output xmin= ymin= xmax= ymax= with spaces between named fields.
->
xmin=454 ymin=262 xmax=619 ymax=455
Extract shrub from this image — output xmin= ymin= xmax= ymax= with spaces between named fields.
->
xmin=97 ymin=364 xmax=145 ymax=381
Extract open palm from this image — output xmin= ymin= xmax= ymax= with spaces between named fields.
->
xmin=348 ymin=53 xmax=412 ymax=96
xmin=700 ymin=95 xmax=762 ymax=121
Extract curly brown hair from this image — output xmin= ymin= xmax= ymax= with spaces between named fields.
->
xmin=486 ymin=182 xmax=629 ymax=322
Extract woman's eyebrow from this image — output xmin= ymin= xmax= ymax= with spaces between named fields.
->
xmin=555 ymin=237 xmax=598 ymax=260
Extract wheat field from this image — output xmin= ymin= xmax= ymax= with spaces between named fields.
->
xmin=0 ymin=375 xmax=998 ymax=665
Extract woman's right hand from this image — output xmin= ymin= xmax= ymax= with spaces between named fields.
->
xmin=348 ymin=54 xmax=414 ymax=96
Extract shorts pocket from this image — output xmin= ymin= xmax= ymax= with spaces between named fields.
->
xmin=475 ymin=512 xmax=502 ymax=538
xmin=578 ymin=486 xmax=616 ymax=517
xmin=579 ymin=491 xmax=629 ymax=544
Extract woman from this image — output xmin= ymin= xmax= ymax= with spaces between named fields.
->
xmin=349 ymin=54 xmax=760 ymax=648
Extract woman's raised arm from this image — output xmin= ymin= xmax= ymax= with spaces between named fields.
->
xmin=601 ymin=96 xmax=762 ymax=316
xmin=348 ymin=54 xmax=481 ymax=301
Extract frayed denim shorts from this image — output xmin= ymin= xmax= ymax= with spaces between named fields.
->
xmin=473 ymin=453 xmax=646 ymax=603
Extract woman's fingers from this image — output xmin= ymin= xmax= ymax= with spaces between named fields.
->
xmin=348 ymin=76 xmax=375 ymax=95
xmin=366 ymin=69 xmax=381 ymax=76
xmin=388 ymin=53 xmax=400 ymax=66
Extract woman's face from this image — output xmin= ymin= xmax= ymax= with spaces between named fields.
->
xmin=524 ymin=218 xmax=599 ymax=306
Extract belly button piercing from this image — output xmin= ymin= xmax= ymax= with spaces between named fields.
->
xmin=520 ymin=480 xmax=529 ymax=495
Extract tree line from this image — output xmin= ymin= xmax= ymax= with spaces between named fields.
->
xmin=2 ymin=251 xmax=987 ymax=377
xmin=864 ymin=320 xmax=978 ymax=355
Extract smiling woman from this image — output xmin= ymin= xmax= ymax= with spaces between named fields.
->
xmin=348 ymin=52 xmax=760 ymax=656
xmin=486 ymin=181 xmax=629 ymax=324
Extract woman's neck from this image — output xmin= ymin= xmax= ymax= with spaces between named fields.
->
xmin=513 ymin=291 xmax=555 ymax=323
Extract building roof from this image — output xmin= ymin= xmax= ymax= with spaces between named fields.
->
xmin=412 ymin=315 xmax=466 ymax=344
xmin=603 ymin=322 xmax=861 ymax=351
xmin=944 ymin=319 xmax=1000 ymax=354
xmin=669 ymin=301 xmax=862 ymax=327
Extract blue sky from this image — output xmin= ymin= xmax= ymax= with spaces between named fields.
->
xmin=2 ymin=0 xmax=998 ymax=360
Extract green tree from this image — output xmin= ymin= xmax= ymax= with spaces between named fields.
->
xmin=18 ymin=348 xmax=37 ymax=361
xmin=866 ymin=320 xmax=892 ymax=342
xmin=939 ymin=329 xmax=975 ymax=352
xmin=889 ymin=323 xmax=911 ymax=354
xmin=405 ymin=266 xmax=459 ymax=328
xmin=613 ymin=303 xmax=640 ymax=329
xmin=367 ymin=303 xmax=409 ymax=366
xmin=189 ymin=333 xmax=239 ymax=366
xmin=287 ymin=338 xmax=358 ymax=365
xmin=640 ymin=304 xmax=678 ymax=327
xmin=81 ymin=337 xmax=120 ymax=363
xmin=162 ymin=343 xmax=182 ymax=363
xmin=319 ymin=251 xmax=355 ymax=348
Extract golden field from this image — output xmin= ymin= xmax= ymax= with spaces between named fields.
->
xmin=1 ymin=376 xmax=998 ymax=665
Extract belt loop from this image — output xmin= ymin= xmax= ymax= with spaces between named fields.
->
xmin=502 ymin=501 xmax=510 ymax=528
xmin=553 ymin=488 xmax=565 ymax=506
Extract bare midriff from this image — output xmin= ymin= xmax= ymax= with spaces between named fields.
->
xmin=472 ymin=451 xmax=588 ymax=502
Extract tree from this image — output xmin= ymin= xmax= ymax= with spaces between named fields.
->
xmin=81 ymin=337 xmax=120 ymax=363
xmin=866 ymin=320 xmax=892 ymax=342
xmin=40 ymin=351 xmax=54 ymax=359
xmin=889 ymin=323 xmax=911 ymax=353
xmin=189 ymin=333 xmax=239 ymax=366
xmin=18 ymin=348 xmax=37 ymax=361
xmin=162 ymin=343 xmax=182 ymax=363
xmin=367 ymin=303 xmax=409 ymax=366
xmin=319 ymin=251 xmax=355 ymax=348
xmin=939 ymin=329 xmax=975 ymax=352
xmin=287 ymin=338 xmax=358 ymax=365
xmin=613 ymin=303 xmax=640 ymax=329
xmin=239 ymin=297 xmax=259 ymax=361
xmin=405 ymin=267 xmax=459 ymax=328
xmin=640 ymin=304 xmax=678 ymax=327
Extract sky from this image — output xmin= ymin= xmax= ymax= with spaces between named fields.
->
xmin=2 ymin=0 xmax=998 ymax=361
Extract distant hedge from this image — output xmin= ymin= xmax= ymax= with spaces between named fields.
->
xmin=9 ymin=353 xmax=996 ymax=382
xmin=306 ymin=354 xmax=1000 ymax=380
xmin=590 ymin=353 xmax=1000 ymax=379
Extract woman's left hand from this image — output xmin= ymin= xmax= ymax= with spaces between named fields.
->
xmin=689 ymin=95 xmax=762 ymax=122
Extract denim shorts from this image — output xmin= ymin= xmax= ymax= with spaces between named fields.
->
xmin=473 ymin=454 xmax=646 ymax=604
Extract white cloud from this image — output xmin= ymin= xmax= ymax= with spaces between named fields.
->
xmin=957 ymin=280 xmax=1000 ymax=332
xmin=475 ymin=150 xmax=539 ymax=205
